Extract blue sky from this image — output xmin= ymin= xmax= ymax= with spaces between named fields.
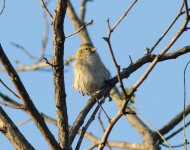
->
xmin=0 ymin=0 xmax=190 ymax=149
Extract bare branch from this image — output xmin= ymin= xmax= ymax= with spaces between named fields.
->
xmin=162 ymin=142 xmax=190 ymax=149
xmin=184 ymin=0 xmax=190 ymax=19
xmin=42 ymin=111 xmax=153 ymax=150
xmin=0 ymin=44 xmax=61 ymax=150
xmin=98 ymin=111 xmax=123 ymax=149
xmin=183 ymin=59 xmax=190 ymax=149
xmin=104 ymin=18 xmax=129 ymax=105
xmin=15 ymin=62 xmax=49 ymax=71
xmin=135 ymin=109 xmax=173 ymax=150
xmin=5 ymin=55 xmax=75 ymax=72
xmin=98 ymin=110 xmax=112 ymax=150
xmin=67 ymin=1 xmax=92 ymax=43
xmin=111 ymin=0 xmax=137 ymax=31
xmin=149 ymin=3 xmax=184 ymax=54
xmin=52 ymin=0 xmax=69 ymax=148
xmin=0 ymin=101 xmax=25 ymax=109
xmin=11 ymin=42 xmax=38 ymax=60
xmin=16 ymin=118 xmax=32 ymax=127
xmin=0 ymin=106 xmax=34 ymax=150
xmin=43 ymin=57 xmax=56 ymax=67
xmin=39 ymin=0 xmax=53 ymax=19
xmin=165 ymin=121 xmax=190 ymax=141
xmin=79 ymin=0 xmax=93 ymax=21
xmin=158 ymin=104 xmax=190 ymax=141
xmin=75 ymin=103 xmax=101 ymax=150
xmin=69 ymin=97 xmax=96 ymax=144
xmin=0 ymin=78 xmax=20 ymax=99
xmin=66 ymin=19 xmax=93 ymax=38
xmin=100 ymin=0 xmax=190 ymax=148
xmin=0 ymin=92 xmax=21 ymax=106
xmin=38 ymin=10 xmax=50 ymax=61
xmin=0 ymin=0 xmax=5 ymax=15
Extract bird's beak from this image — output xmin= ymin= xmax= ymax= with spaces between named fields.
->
xmin=91 ymin=47 xmax=96 ymax=53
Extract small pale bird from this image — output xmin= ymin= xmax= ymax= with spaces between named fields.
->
xmin=73 ymin=43 xmax=111 ymax=96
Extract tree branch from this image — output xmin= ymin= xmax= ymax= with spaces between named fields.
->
xmin=39 ymin=0 xmax=53 ymax=19
xmin=1 ymin=55 xmax=75 ymax=72
xmin=0 ymin=0 xmax=5 ymax=16
xmin=69 ymin=97 xmax=96 ymax=144
xmin=158 ymin=104 xmax=190 ymax=143
xmin=0 ymin=44 xmax=61 ymax=150
xmin=149 ymin=3 xmax=184 ymax=53
xmin=165 ymin=120 xmax=190 ymax=141
xmin=99 ymin=0 xmax=190 ymax=148
xmin=67 ymin=1 xmax=92 ymax=43
xmin=75 ymin=103 xmax=101 ymax=150
xmin=0 ymin=92 xmax=21 ymax=107
xmin=108 ymin=46 xmax=190 ymax=89
xmin=65 ymin=19 xmax=93 ymax=38
xmin=52 ymin=0 xmax=69 ymax=148
xmin=79 ymin=0 xmax=92 ymax=22
xmin=0 ymin=78 xmax=20 ymax=99
xmin=0 ymin=106 xmax=34 ymax=150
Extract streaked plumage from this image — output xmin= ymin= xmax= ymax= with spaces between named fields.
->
xmin=73 ymin=43 xmax=110 ymax=96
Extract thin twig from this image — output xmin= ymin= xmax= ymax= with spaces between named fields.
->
xmin=67 ymin=1 xmax=92 ymax=43
xmin=111 ymin=0 xmax=137 ymax=31
xmin=98 ymin=111 xmax=123 ymax=150
xmin=39 ymin=0 xmax=53 ymax=19
xmin=149 ymin=3 xmax=184 ymax=54
xmin=16 ymin=118 xmax=32 ymax=127
xmin=43 ymin=57 xmax=55 ymax=67
xmin=12 ymin=55 xmax=74 ymax=72
xmin=0 ymin=92 xmax=21 ymax=106
xmin=99 ymin=1 xmax=137 ymax=149
xmin=182 ymin=3 xmax=190 ymax=150
xmin=98 ymin=110 xmax=112 ymax=150
xmin=86 ymin=143 xmax=98 ymax=150
xmin=95 ymin=98 xmax=111 ymax=121
xmin=158 ymin=104 xmax=190 ymax=141
xmin=135 ymin=109 xmax=174 ymax=150
xmin=98 ymin=110 xmax=105 ymax=132
xmin=162 ymin=142 xmax=190 ymax=149
xmin=38 ymin=11 xmax=50 ymax=62
xmin=165 ymin=120 xmax=190 ymax=141
xmin=183 ymin=59 xmax=190 ymax=150
xmin=75 ymin=103 xmax=102 ymax=150
xmin=0 ymin=79 xmax=20 ymax=99
xmin=79 ymin=0 xmax=92 ymax=21
xmin=103 ymin=31 xmax=128 ymax=103
xmin=65 ymin=19 xmax=93 ymax=38
xmin=184 ymin=0 xmax=190 ymax=19
xmin=103 ymin=0 xmax=137 ymax=111
xmin=99 ymin=0 xmax=190 ymax=148
xmin=69 ymin=97 xmax=96 ymax=144
xmin=11 ymin=42 xmax=38 ymax=60
xmin=0 ymin=101 xmax=25 ymax=109
xmin=0 ymin=0 xmax=5 ymax=15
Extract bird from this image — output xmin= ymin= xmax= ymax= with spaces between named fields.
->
xmin=73 ymin=43 xmax=111 ymax=96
